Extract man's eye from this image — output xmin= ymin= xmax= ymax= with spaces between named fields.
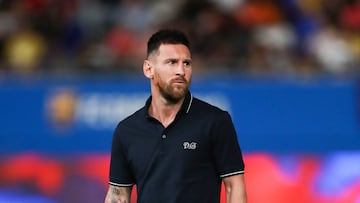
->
xmin=184 ymin=61 xmax=191 ymax=66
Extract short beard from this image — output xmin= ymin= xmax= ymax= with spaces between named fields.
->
xmin=158 ymin=78 xmax=190 ymax=104
xmin=160 ymin=86 xmax=188 ymax=104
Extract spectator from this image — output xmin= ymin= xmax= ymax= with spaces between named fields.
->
xmin=0 ymin=0 xmax=358 ymax=76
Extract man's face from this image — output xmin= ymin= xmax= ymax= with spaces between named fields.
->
xmin=150 ymin=44 xmax=192 ymax=103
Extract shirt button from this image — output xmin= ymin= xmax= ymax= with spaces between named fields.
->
xmin=162 ymin=134 xmax=167 ymax=139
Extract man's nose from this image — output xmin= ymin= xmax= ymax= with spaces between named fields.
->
xmin=176 ymin=63 xmax=185 ymax=76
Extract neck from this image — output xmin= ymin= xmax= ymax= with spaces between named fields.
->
xmin=149 ymin=94 xmax=184 ymax=128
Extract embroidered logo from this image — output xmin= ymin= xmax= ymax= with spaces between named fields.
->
xmin=183 ymin=142 xmax=197 ymax=150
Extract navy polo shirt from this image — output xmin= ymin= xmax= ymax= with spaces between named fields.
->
xmin=109 ymin=92 xmax=245 ymax=203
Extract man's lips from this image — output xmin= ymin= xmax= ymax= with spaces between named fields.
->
xmin=172 ymin=78 xmax=186 ymax=84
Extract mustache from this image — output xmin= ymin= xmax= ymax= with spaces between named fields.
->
xmin=172 ymin=76 xmax=187 ymax=83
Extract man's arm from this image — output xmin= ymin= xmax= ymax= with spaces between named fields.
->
xmin=104 ymin=185 xmax=132 ymax=203
xmin=223 ymin=174 xmax=247 ymax=203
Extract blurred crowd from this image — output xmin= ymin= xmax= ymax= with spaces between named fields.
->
xmin=0 ymin=0 xmax=359 ymax=77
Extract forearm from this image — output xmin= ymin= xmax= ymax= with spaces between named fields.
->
xmin=224 ymin=174 xmax=247 ymax=203
xmin=104 ymin=185 xmax=132 ymax=203
xmin=226 ymin=187 xmax=247 ymax=203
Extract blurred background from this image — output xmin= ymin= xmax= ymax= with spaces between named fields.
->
xmin=0 ymin=0 xmax=359 ymax=202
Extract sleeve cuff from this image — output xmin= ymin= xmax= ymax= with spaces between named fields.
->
xmin=109 ymin=181 xmax=134 ymax=187
xmin=220 ymin=170 xmax=245 ymax=178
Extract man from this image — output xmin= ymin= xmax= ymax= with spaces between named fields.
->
xmin=104 ymin=29 xmax=246 ymax=203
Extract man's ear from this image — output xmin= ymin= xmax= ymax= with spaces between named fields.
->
xmin=143 ymin=60 xmax=154 ymax=79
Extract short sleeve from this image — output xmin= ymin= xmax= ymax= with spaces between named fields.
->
xmin=211 ymin=112 xmax=245 ymax=178
xmin=109 ymin=124 xmax=134 ymax=186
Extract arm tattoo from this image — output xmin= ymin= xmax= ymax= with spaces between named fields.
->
xmin=106 ymin=186 xmax=131 ymax=203
xmin=112 ymin=187 xmax=120 ymax=195
xmin=111 ymin=200 xmax=128 ymax=203
xmin=111 ymin=188 xmax=127 ymax=203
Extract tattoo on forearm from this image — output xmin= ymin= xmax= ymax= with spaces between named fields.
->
xmin=112 ymin=200 xmax=127 ymax=203
xmin=112 ymin=187 xmax=120 ymax=195
xmin=111 ymin=197 xmax=128 ymax=203
xmin=108 ymin=186 xmax=130 ymax=203
xmin=111 ymin=199 xmax=128 ymax=203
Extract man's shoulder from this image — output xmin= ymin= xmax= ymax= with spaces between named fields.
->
xmin=192 ymin=96 xmax=227 ymax=115
xmin=116 ymin=106 xmax=145 ymax=129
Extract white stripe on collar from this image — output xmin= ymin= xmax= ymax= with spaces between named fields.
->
xmin=186 ymin=93 xmax=193 ymax=114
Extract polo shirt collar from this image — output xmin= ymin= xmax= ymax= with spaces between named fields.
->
xmin=144 ymin=91 xmax=193 ymax=117
xmin=180 ymin=91 xmax=193 ymax=114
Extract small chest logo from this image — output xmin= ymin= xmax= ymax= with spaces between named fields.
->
xmin=183 ymin=142 xmax=197 ymax=150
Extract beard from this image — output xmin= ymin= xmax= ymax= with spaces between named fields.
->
xmin=156 ymin=74 xmax=190 ymax=104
